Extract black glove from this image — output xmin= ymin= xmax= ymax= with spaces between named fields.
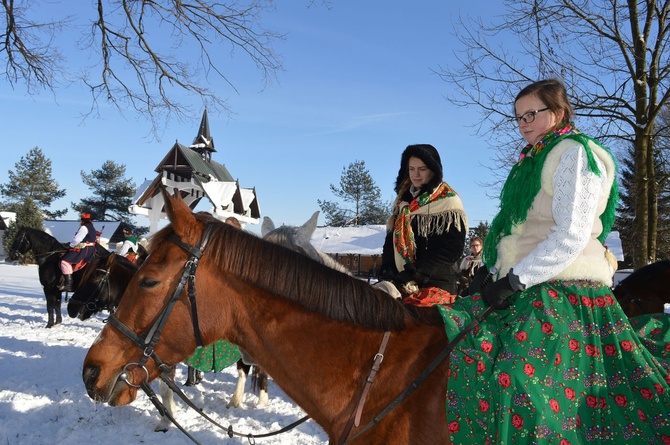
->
xmin=481 ymin=274 xmax=516 ymax=309
xmin=379 ymin=265 xmax=396 ymax=282
xmin=394 ymin=263 xmax=416 ymax=285
xmin=467 ymin=266 xmax=490 ymax=295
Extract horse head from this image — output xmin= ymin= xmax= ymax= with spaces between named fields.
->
xmin=68 ymin=253 xmax=136 ymax=320
xmin=83 ymin=189 xmax=220 ymax=405
xmin=7 ymin=227 xmax=30 ymax=262
xmin=262 ymin=211 xmax=350 ymax=274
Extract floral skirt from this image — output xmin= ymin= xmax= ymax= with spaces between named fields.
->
xmin=438 ymin=281 xmax=670 ymax=445
xmin=183 ymin=340 xmax=241 ymax=372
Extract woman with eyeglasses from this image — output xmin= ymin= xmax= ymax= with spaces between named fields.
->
xmin=438 ymin=79 xmax=670 ymax=443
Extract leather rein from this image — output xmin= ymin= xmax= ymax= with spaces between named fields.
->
xmin=104 ymin=222 xmax=492 ymax=445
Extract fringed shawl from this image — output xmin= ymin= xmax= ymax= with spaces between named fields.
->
xmin=392 ymin=181 xmax=468 ymax=272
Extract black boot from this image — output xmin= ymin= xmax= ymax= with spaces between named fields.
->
xmin=60 ymin=275 xmax=73 ymax=292
xmin=185 ymin=366 xmax=204 ymax=386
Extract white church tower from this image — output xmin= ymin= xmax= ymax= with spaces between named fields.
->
xmin=129 ymin=110 xmax=260 ymax=233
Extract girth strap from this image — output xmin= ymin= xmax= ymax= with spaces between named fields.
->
xmin=338 ymin=331 xmax=391 ymax=445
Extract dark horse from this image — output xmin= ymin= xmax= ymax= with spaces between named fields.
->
xmin=67 ymin=245 xmax=148 ymax=321
xmin=8 ymin=227 xmax=109 ymax=328
xmin=83 ymin=191 xmax=450 ymax=444
xmin=613 ymin=260 xmax=670 ymax=318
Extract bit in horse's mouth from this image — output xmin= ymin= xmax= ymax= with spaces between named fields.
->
xmin=83 ymin=366 xmax=134 ymax=405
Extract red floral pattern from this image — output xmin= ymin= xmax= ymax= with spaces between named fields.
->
xmin=438 ymin=281 xmax=670 ymax=444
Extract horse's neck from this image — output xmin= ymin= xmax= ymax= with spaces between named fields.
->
xmin=220 ymin=287 xmax=449 ymax=443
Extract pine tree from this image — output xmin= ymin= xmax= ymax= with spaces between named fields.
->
xmin=613 ymin=149 xmax=636 ymax=267
xmin=318 ymin=160 xmax=390 ymax=226
xmin=615 ymin=145 xmax=670 ymax=265
xmin=0 ymin=147 xmax=67 ymax=218
xmin=71 ymin=160 xmax=137 ymax=223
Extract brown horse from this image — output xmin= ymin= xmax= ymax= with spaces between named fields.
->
xmin=82 ymin=190 xmax=450 ymax=445
xmin=613 ymin=260 xmax=670 ymax=318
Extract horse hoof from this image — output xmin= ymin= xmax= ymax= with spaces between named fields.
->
xmin=45 ymin=324 xmax=53 ymax=329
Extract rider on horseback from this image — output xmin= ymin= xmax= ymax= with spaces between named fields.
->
xmin=59 ymin=213 xmax=97 ymax=292
xmin=117 ymin=226 xmax=139 ymax=263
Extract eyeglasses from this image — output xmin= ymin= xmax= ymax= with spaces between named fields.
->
xmin=515 ymin=108 xmax=549 ymax=124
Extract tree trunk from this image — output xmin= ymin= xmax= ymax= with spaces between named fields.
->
xmin=648 ymin=142 xmax=658 ymax=264
xmin=633 ymin=135 xmax=650 ymax=268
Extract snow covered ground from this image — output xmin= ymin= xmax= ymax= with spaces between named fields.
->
xmin=0 ymin=262 xmax=328 ymax=444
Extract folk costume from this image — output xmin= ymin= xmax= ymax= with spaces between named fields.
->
xmin=438 ymin=124 xmax=670 ymax=444
xmin=183 ymin=340 xmax=242 ymax=373
xmin=380 ymin=144 xmax=467 ymax=305
xmin=59 ymin=213 xmax=97 ymax=292
xmin=117 ymin=228 xmax=139 ymax=262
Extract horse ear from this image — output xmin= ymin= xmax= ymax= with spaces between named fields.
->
xmin=296 ymin=211 xmax=319 ymax=243
xmin=160 ymin=186 xmax=197 ymax=237
xmin=261 ymin=217 xmax=275 ymax=237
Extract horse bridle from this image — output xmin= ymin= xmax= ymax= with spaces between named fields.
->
xmin=103 ymin=223 xmax=318 ymax=444
xmin=106 ymin=224 xmax=215 ymax=378
xmin=9 ymin=230 xmax=29 ymax=262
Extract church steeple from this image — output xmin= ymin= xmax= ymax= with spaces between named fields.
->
xmin=189 ymin=109 xmax=217 ymax=162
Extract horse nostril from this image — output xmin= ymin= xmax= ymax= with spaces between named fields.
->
xmin=82 ymin=365 xmax=100 ymax=390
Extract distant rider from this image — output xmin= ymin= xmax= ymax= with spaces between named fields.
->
xmin=117 ymin=226 xmax=139 ymax=262
xmin=59 ymin=213 xmax=97 ymax=292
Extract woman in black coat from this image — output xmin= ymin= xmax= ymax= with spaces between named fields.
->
xmin=379 ymin=144 xmax=467 ymax=305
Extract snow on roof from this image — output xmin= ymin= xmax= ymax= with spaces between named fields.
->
xmin=43 ymin=220 xmax=121 ymax=243
xmin=307 ymin=226 xmax=625 ymax=261
xmin=310 ymin=225 xmax=386 ymax=255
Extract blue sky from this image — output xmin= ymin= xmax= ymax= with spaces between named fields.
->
xmin=1 ymin=1 xmax=508 ymax=235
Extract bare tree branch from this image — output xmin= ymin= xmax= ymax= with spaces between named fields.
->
xmin=0 ymin=0 xmax=285 ymax=134
xmin=1 ymin=0 xmax=67 ymax=91
xmin=437 ymin=0 xmax=670 ymax=267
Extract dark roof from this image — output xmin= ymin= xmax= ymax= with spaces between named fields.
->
xmin=134 ymin=142 xmax=234 ymax=208
xmin=156 ymin=142 xmax=233 ymax=182
xmin=192 ymin=110 xmax=216 ymax=153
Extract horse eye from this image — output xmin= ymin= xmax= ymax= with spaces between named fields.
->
xmin=139 ymin=278 xmax=159 ymax=288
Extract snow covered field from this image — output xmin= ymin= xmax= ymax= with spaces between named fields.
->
xmin=0 ymin=262 xmax=328 ymax=444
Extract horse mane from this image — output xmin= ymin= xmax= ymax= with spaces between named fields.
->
xmin=621 ymin=260 xmax=670 ymax=286
xmin=149 ymin=214 xmax=443 ymax=331
xmin=79 ymin=252 xmax=137 ymax=283
xmin=23 ymin=227 xmax=63 ymax=250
